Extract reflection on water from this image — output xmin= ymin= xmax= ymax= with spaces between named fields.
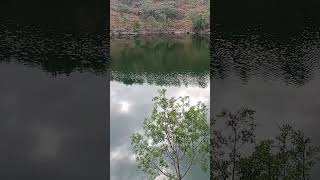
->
xmin=111 ymin=36 xmax=209 ymax=180
xmin=212 ymin=27 xmax=320 ymax=86
xmin=212 ymin=26 xmax=320 ymax=179
xmin=0 ymin=21 xmax=107 ymax=76
xmin=111 ymin=36 xmax=209 ymax=87
xmin=0 ymin=22 xmax=107 ymax=180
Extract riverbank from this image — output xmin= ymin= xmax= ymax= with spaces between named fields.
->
xmin=110 ymin=30 xmax=209 ymax=39
xmin=111 ymin=0 xmax=209 ymax=39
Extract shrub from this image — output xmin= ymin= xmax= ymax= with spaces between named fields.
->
xmin=118 ymin=0 xmax=132 ymax=6
xmin=159 ymin=3 xmax=177 ymax=19
xmin=190 ymin=11 xmax=209 ymax=32
xmin=142 ymin=0 xmax=152 ymax=13
xmin=147 ymin=16 xmax=157 ymax=25
xmin=154 ymin=10 xmax=167 ymax=23
xmin=142 ymin=1 xmax=177 ymax=23
xmin=133 ymin=20 xmax=141 ymax=33
xmin=116 ymin=2 xmax=129 ymax=17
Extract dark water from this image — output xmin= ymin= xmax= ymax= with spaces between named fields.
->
xmin=0 ymin=1 xmax=107 ymax=33
xmin=0 ymin=22 xmax=108 ymax=179
xmin=212 ymin=26 xmax=320 ymax=179
xmin=111 ymin=36 xmax=210 ymax=180
xmin=213 ymin=0 xmax=320 ymax=36
xmin=212 ymin=1 xmax=320 ymax=178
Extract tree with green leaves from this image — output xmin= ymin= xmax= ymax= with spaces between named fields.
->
xmin=285 ymin=128 xmax=320 ymax=180
xmin=238 ymin=140 xmax=282 ymax=180
xmin=212 ymin=107 xmax=320 ymax=180
xmin=237 ymin=124 xmax=320 ymax=180
xmin=275 ymin=124 xmax=293 ymax=178
xmin=131 ymin=89 xmax=209 ymax=180
xmin=212 ymin=108 xmax=256 ymax=180
xmin=211 ymin=118 xmax=229 ymax=180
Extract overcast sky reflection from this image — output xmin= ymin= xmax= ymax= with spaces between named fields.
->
xmin=110 ymin=81 xmax=209 ymax=180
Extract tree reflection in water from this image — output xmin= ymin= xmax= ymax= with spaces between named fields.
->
xmin=211 ymin=27 xmax=320 ymax=180
xmin=211 ymin=108 xmax=320 ymax=180
xmin=0 ymin=21 xmax=108 ymax=76
xmin=111 ymin=35 xmax=209 ymax=87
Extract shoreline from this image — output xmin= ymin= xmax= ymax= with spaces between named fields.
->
xmin=110 ymin=30 xmax=210 ymax=39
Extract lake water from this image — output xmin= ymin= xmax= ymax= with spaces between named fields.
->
xmin=110 ymin=36 xmax=210 ymax=180
xmin=212 ymin=26 xmax=320 ymax=178
xmin=0 ymin=22 xmax=108 ymax=179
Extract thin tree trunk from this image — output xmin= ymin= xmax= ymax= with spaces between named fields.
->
xmin=302 ymin=150 xmax=306 ymax=180
xmin=283 ymin=140 xmax=286 ymax=177
xmin=232 ymin=130 xmax=237 ymax=180
xmin=176 ymin=148 xmax=182 ymax=180
xmin=177 ymin=162 xmax=182 ymax=180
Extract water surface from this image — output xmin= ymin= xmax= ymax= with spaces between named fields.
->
xmin=111 ymin=36 xmax=210 ymax=180
xmin=212 ymin=27 xmax=320 ymax=178
xmin=0 ymin=22 xmax=108 ymax=180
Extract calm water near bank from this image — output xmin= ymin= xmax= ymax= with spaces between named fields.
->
xmin=110 ymin=36 xmax=209 ymax=180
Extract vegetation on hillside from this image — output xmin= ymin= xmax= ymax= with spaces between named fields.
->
xmin=111 ymin=0 xmax=209 ymax=34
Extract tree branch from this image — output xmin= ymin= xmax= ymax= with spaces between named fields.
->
xmin=152 ymin=161 xmax=173 ymax=178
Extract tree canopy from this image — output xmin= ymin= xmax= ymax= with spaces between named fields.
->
xmin=211 ymin=108 xmax=320 ymax=180
xmin=131 ymin=89 xmax=209 ymax=180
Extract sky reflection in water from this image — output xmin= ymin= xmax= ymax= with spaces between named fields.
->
xmin=0 ymin=22 xmax=107 ymax=180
